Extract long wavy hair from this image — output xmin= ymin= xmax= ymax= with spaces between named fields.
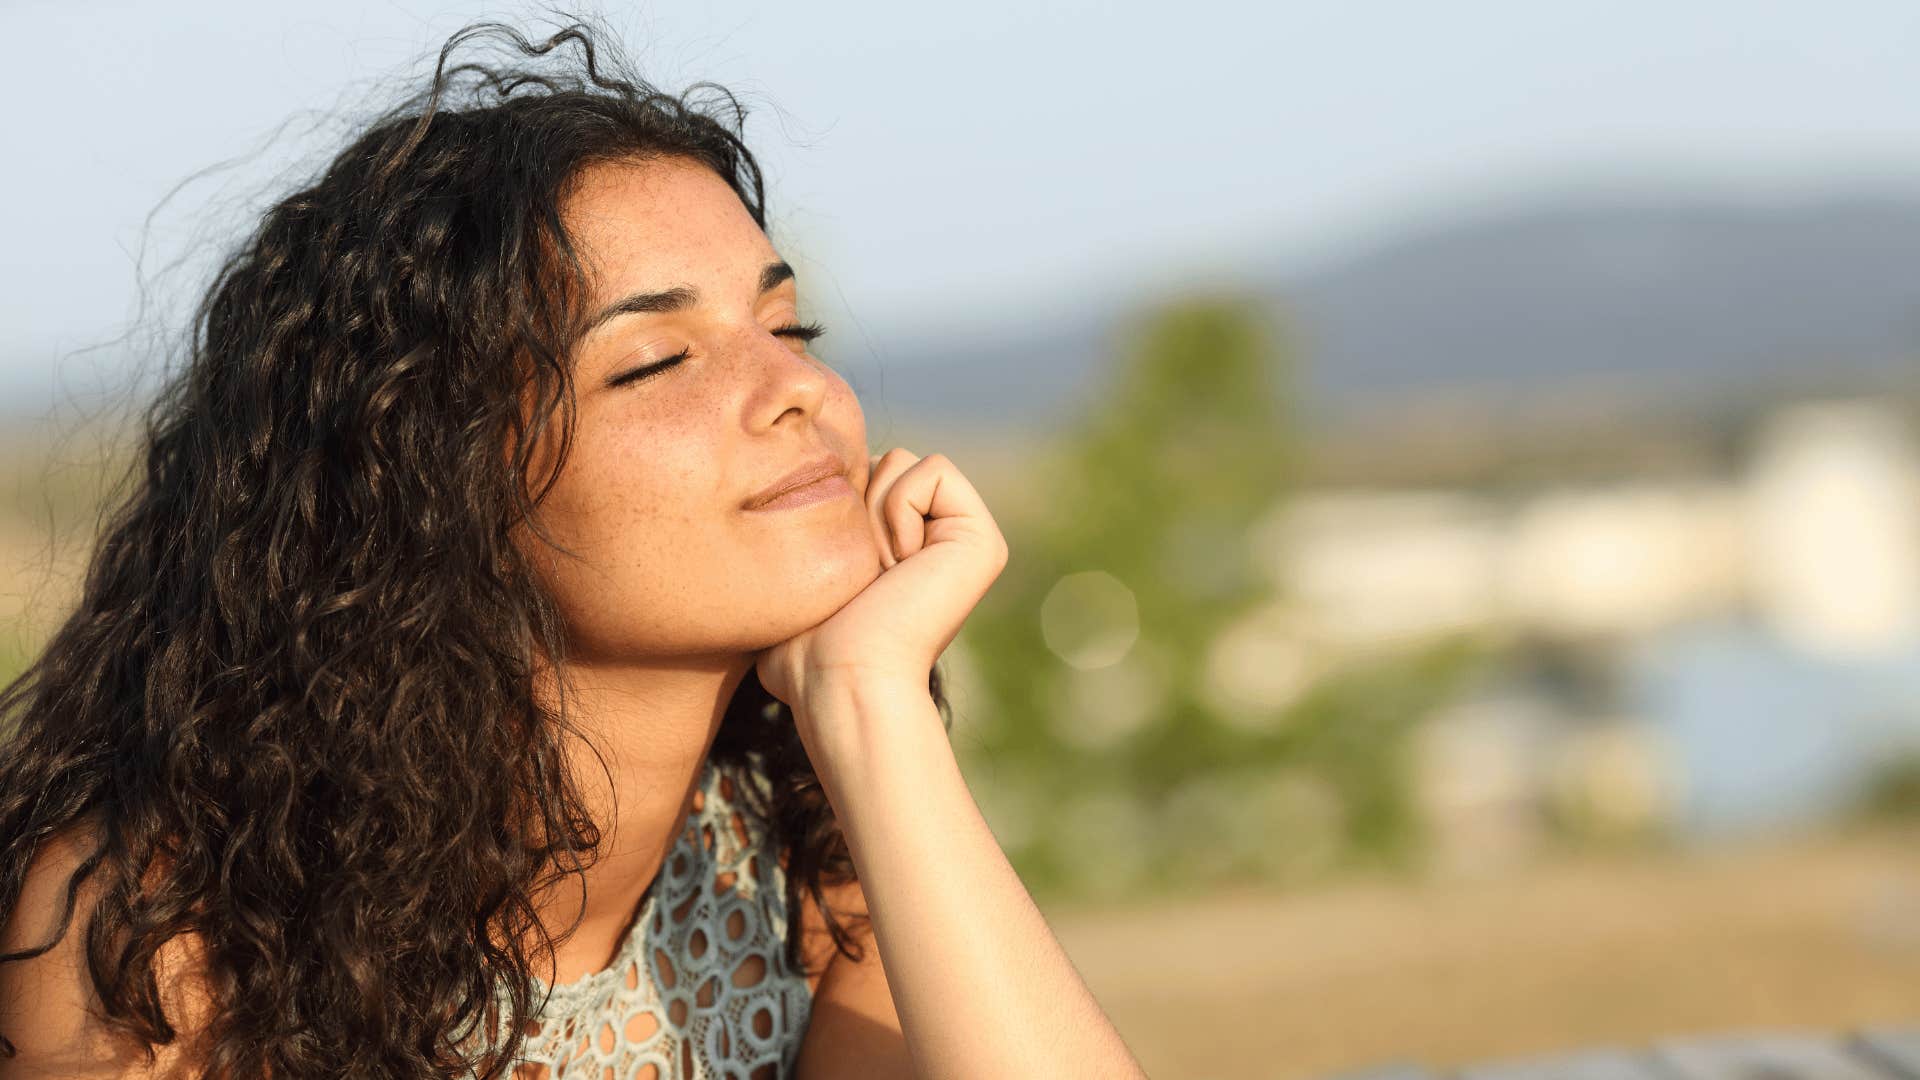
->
xmin=0 ymin=18 xmax=949 ymax=1078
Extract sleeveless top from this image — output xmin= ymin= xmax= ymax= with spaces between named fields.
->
xmin=487 ymin=754 xmax=816 ymax=1079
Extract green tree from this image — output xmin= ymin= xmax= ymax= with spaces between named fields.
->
xmin=953 ymin=295 xmax=1482 ymax=904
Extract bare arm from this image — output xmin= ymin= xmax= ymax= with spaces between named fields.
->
xmin=795 ymin=676 xmax=1147 ymax=1080
xmin=0 ymin=828 xmax=212 ymax=1080
xmin=791 ymin=874 xmax=917 ymax=1080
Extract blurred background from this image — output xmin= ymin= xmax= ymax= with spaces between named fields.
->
xmin=8 ymin=2 xmax=1920 ymax=1077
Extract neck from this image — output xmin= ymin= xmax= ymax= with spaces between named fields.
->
xmin=528 ymin=650 xmax=757 ymax=981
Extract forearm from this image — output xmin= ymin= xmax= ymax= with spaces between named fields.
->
xmin=796 ymin=677 xmax=1147 ymax=1080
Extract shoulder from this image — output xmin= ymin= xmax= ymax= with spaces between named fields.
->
xmin=728 ymin=758 xmax=881 ymax=996
xmin=0 ymin=820 xmax=215 ymax=1079
xmin=752 ymin=767 xmax=873 ymax=990
xmin=790 ymin=867 xmax=873 ymax=993
xmin=788 ymin=869 xmax=916 ymax=1079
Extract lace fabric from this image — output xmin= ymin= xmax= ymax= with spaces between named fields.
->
xmin=490 ymin=755 xmax=814 ymax=1079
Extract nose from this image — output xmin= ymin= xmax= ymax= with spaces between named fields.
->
xmin=744 ymin=324 xmax=830 ymax=429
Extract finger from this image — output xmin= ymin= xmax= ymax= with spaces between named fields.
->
xmin=867 ymin=450 xmax=915 ymax=505
xmin=863 ymin=451 xmax=892 ymax=564
xmin=866 ymin=448 xmax=919 ymax=568
xmin=864 ymin=448 xmax=915 ymax=503
xmin=888 ymin=453 xmax=999 ymax=549
xmin=885 ymin=476 xmax=928 ymax=560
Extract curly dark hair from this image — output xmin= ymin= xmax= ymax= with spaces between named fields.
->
xmin=0 ymin=17 xmax=949 ymax=1078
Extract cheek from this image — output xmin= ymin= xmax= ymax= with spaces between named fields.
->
xmin=529 ymin=382 xmax=880 ymax=653
xmin=532 ymin=425 xmax=721 ymax=584
xmin=827 ymin=376 xmax=867 ymax=440
xmin=531 ymin=476 xmax=748 ymax=655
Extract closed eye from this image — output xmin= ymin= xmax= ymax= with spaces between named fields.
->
xmin=605 ymin=321 xmax=829 ymax=389
xmin=606 ymin=347 xmax=690 ymax=389
xmin=773 ymin=320 xmax=827 ymax=345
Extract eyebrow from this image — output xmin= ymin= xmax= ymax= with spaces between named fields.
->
xmin=579 ymin=260 xmax=795 ymax=338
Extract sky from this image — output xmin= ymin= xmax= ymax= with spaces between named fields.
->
xmin=10 ymin=0 xmax=1920 ymax=409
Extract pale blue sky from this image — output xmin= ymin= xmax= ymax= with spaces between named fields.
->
xmin=9 ymin=0 xmax=1920 ymax=406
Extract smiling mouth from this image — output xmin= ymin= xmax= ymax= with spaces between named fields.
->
xmin=743 ymin=453 xmax=848 ymax=510
xmin=743 ymin=472 xmax=854 ymax=511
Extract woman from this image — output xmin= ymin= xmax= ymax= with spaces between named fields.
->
xmin=0 ymin=19 xmax=1146 ymax=1080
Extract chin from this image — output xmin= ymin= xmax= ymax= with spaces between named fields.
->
xmin=819 ymin=545 xmax=885 ymax=599
xmin=774 ymin=544 xmax=879 ymax=615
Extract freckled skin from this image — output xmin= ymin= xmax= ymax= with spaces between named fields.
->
xmin=523 ymin=156 xmax=882 ymax=666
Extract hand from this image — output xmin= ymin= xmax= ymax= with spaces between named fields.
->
xmin=753 ymin=448 xmax=1009 ymax=713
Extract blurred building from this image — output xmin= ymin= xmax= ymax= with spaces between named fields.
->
xmin=1254 ymin=396 xmax=1920 ymax=860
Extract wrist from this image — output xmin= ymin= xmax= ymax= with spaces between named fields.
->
xmin=792 ymin=674 xmax=944 ymax=784
xmin=795 ymin=669 xmax=932 ymax=719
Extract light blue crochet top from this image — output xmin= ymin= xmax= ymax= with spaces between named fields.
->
xmin=488 ymin=755 xmax=814 ymax=1079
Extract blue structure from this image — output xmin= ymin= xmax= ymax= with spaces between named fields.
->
xmin=1624 ymin=614 xmax=1920 ymax=840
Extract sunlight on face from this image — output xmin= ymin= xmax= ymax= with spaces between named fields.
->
xmin=522 ymin=155 xmax=881 ymax=663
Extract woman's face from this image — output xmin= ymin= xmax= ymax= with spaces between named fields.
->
xmin=521 ymin=155 xmax=880 ymax=664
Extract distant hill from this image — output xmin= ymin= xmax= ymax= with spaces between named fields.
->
xmin=868 ymin=192 xmax=1920 ymax=436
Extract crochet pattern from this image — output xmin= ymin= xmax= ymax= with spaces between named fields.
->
xmin=491 ymin=755 xmax=814 ymax=1079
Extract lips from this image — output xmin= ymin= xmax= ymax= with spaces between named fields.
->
xmin=742 ymin=452 xmax=847 ymax=510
